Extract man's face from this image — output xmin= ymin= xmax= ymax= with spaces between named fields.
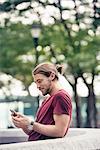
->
xmin=33 ymin=73 xmax=52 ymax=96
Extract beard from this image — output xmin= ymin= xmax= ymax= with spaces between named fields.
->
xmin=43 ymin=88 xmax=50 ymax=96
xmin=42 ymin=80 xmax=52 ymax=96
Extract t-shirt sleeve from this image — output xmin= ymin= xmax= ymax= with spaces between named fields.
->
xmin=53 ymin=94 xmax=71 ymax=116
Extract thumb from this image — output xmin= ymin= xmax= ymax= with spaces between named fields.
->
xmin=16 ymin=112 xmax=25 ymax=118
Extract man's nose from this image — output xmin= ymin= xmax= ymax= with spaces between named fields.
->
xmin=37 ymin=84 xmax=40 ymax=89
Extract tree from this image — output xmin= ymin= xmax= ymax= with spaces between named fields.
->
xmin=0 ymin=0 xmax=100 ymax=127
xmin=0 ymin=23 xmax=36 ymax=93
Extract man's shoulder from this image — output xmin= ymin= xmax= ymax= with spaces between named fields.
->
xmin=56 ymin=89 xmax=70 ymax=96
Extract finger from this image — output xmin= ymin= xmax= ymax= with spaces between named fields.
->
xmin=12 ymin=116 xmax=18 ymax=121
xmin=15 ymin=113 xmax=25 ymax=118
xmin=12 ymin=119 xmax=21 ymax=128
xmin=12 ymin=116 xmax=20 ymax=122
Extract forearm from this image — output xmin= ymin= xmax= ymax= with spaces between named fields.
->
xmin=33 ymin=122 xmax=64 ymax=137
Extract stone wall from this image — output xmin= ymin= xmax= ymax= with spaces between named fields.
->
xmin=0 ymin=128 xmax=100 ymax=150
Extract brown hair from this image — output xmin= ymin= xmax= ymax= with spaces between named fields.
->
xmin=32 ymin=62 xmax=59 ymax=80
xmin=56 ymin=64 xmax=64 ymax=74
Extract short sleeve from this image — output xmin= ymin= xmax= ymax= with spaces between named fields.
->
xmin=53 ymin=94 xmax=71 ymax=116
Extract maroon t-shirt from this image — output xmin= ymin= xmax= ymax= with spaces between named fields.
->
xmin=28 ymin=89 xmax=72 ymax=141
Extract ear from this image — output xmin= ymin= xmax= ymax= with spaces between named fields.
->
xmin=49 ymin=72 xmax=55 ymax=81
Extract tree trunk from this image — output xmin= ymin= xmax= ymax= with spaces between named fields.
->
xmin=86 ymin=84 xmax=98 ymax=127
xmin=73 ymin=77 xmax=82 ymax=127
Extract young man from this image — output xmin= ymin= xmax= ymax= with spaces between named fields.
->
xmin=11 ymin=62 xmax=72 ymax=141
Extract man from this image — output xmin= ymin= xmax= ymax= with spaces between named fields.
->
xmin=12 ymin=62 xmax=72 ymax=141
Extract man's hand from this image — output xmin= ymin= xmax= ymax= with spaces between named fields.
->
xmin=11 ymin=113 xmax=30 ymax=132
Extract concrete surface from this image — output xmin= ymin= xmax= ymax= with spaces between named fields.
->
xmin=0 ymin=128 xmax=28 ymax=144
xmin=0 ymin=128 xmax=100 ymax=150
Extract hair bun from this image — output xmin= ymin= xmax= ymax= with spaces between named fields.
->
xmin=56 ymin=64 xmax=63 ymax=74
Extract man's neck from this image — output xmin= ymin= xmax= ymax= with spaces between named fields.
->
xmin=50 ymin=81 xmax=62 ymax=96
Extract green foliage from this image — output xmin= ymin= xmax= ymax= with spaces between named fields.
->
xmin=39 ymin=23 xmax=100 ymax=78
xmin=40 ymin=24 xmax=67 ymax=50
xmin=0 ymin=23 xmax=35 ymax=85
xmin=0 ymin=0 xmax=100 ymax=91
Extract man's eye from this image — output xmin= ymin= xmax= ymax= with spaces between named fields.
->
xmin=37 ymin=80 xmax=42 ymax=84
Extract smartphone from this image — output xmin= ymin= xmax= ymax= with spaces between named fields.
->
xmin=10 ymin=109 xmax=17 ymax=116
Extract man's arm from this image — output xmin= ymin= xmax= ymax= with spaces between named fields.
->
xmin=12 ymin=113 xmax=70 ymax=137
xmin=33 ymin=114 xmax=70 ymax=137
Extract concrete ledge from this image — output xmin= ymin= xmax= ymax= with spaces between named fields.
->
xmin=0 ymin=128 xmax=100 ymax=150
xmin=0 ymin=129 xmax=28 ymax=144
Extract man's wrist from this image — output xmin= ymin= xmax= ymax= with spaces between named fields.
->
xmin=27 ymin=120 xmax=34 ymax=131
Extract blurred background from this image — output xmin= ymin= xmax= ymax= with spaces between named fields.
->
xmin=0 ymin=0 xmax=100 ymax=129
